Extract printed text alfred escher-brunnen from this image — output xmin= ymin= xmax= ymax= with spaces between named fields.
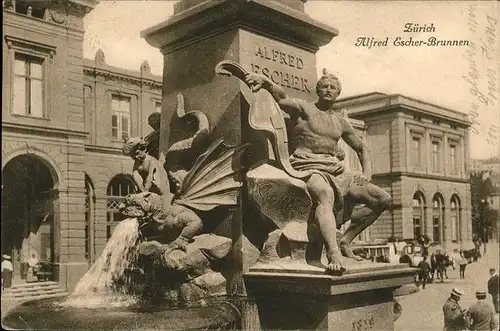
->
xmin=355 ymin=23 xmax=469 ymax=49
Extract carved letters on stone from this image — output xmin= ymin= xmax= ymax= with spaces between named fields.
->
xmin=247 ymin=164 xmax=311 ymax=228
xmin=250 ymin=45 xmax=311 ymax=93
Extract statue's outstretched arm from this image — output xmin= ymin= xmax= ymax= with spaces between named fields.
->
xmin=246 ymin=73 xmax=303 ymax=118
xmin=215 ymin=60 xmax=302 ymax=118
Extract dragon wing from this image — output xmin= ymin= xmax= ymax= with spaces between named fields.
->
xmin=173 ymin=138 xmax=249 ymax=211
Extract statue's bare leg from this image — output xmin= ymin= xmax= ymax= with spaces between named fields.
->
xmin=307 ymin=174 xmax=345 ymax=274
xmin=340 ymin=182 xmax=391 ymax=261
xmin=306 ymin=223 xmax=323 ymax=268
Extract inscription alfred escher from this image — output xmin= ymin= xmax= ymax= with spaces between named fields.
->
xmin=250 ymin=45 xmax=311 ymax=93
xmin=355 ymin=23 xmax=470 ymax=48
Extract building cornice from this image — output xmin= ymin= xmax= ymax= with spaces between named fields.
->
xmin=83 ymin=62 xmax=163 ymax=88
xmin=84 ymin=145 xmax=126 ymax=156
xmin=335 ymin=93 xmax=471 ymax=127
xmin=2 ymin=122 xmax=88 ymax=138
xmin=373 ymin=171 xmax=470 ymax=184
xmin=3 ymin=9 xmax=85 ymax=36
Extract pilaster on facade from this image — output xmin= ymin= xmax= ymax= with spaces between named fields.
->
xmin=392 ymin=115 xmax=405 ymax=173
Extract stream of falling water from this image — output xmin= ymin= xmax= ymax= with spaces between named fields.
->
xmin=61 ymin=217 xmax=141 ymax=308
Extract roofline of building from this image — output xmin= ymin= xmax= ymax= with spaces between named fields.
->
xmin=83 ymin=58 xmax=163 ymax=87
xmin=336 ymin=92 xmax=388 ymax=103
xmin=334 ymin=92 xmax=471 ymax=125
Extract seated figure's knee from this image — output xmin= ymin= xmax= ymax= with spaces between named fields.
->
xmin=307 ymin=175 xmax=334 ymax=203
xmin=379 ymin=191 xmax=392 ymax=210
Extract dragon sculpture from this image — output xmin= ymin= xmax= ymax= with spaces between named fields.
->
xmin=120 ymin=93 xmax=248 ymax=257
xmin=119 ymin=138 xmax=247 ymax=254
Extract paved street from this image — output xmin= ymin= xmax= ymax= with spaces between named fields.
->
xmin=395 ymin=242 xmax=500 ymax=331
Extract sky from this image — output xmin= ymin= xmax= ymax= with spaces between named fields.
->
xmin=83 ymin=1 xmax=499 ymax=159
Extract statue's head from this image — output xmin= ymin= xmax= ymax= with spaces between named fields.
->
xmin=122 ymin=137 xmax=147 ymax=161
xmin=148 ymin=112 xmax=161 ymax=131
xmin=316 ymin=68 xmax=342 ymax=102
xmin=118 ymin=192 xmax=166 ymax=218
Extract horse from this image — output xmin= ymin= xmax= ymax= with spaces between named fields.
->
xmin=430 ymin=252 xmax=453 ymax=282
xmin=462 ymin=248 xmax=480 ymax=263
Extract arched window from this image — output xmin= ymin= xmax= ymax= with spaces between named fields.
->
xmin=432 ymin=194 xmax=444 ymax=243
xmin=106 ymin=175 xmax=135 ymax=240
xmin=84 ymin=175 xmax=95 ymax=264
xmin=412 ymin=192 xmax=426 ymax=239
xmin=450 ymin=195 xmax=461 ymax=242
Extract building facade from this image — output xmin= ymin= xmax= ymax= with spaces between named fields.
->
xmin=335 ymin=93 xmax=473 ymax=249
xmin=2 ymin=0 xmax=161 ymax=290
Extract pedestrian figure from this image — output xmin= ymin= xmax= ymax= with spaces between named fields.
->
xmin=27 ymin=253 xmax=39 ymax=283
xmin=466 ymin=290 xmax=498 ymax=331
xmin=443 ymin=252 xmax=453 ymax=277
xmin=443 ymin=287 xmax=467 ymax=331
xmin=1 ymin=254 xmax=13 ymax=289
xmin=430 ymin=252 xmax=438 ymax=282
xmin=458 ymin=251 xmax=468 ymax=279
xmin=417 ymin=255 xmax=431 ymax=289
xmin=487 ymin=268 xmax=499 ymax=313
xmin=472 ymin=235 xmax=482 ymax=261
xmin=435 ymin=252 xmax=450 ymax=283
xmin=419 ymin=235 xmax=431 ymax=257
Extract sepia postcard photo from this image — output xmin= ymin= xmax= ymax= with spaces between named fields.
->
xmin=1 ymin=1 xmax=499 ymax=330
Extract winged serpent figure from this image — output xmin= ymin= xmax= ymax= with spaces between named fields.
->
xmin=120 ymin=92 xmax=248 ymax=256
xmin=119 ymin=138 xmax=248 ymax=255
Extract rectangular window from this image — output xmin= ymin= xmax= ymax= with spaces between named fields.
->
xmin=84 ymin=225 xmax=90 ymax=260
xmin=431 ymin=141 xmax=440 ymax=172
xmin=449 ymin=145 xmax=457 ymax=174
xmin=433 ymin=216 xmax=440 ymax=242
xmin=13 ymin=53 xmax=44 ymax=117
xmin=413 ymin=217 xmax=421 ymax=238
xmin=15 ymin=1 xmax=47 ymax=19
xmin=155 ymin=101 xmax=161 ymax=114
xmin=450 ymin=215 xmax=457 ymax=242
xmin=412 ymin=137 xmax=421 ymax=167
xmin=111 ymin=95 xmax=131 ymax=140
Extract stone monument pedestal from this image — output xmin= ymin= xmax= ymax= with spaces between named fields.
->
xmin=242 ymin=261 xmax=416 ymax=330
xmin=142 ymin=0 xmax=338 ymax=295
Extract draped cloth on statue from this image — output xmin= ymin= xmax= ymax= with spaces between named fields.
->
xmin=289 ymin=151 xmax=354 ymax=225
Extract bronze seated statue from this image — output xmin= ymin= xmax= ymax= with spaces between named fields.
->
xmin=216 ymin=61 xmax=392 ymax=274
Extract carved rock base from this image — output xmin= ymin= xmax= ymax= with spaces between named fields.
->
xmin=179 ymin=271 xmax=227 ymax=302
xmin=137 ymin=234 xmax=232 ymax=302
